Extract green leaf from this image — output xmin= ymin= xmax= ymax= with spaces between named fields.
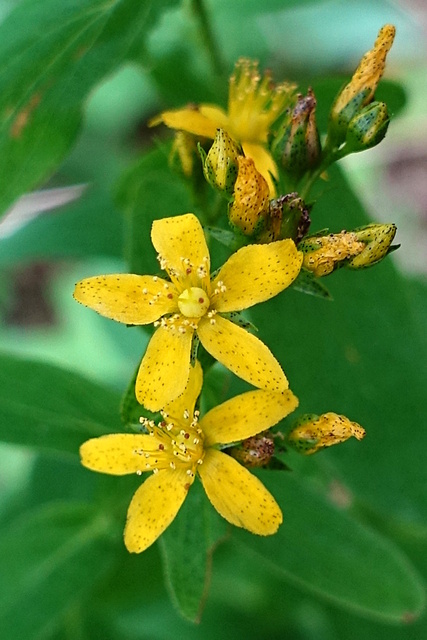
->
xmin=0 ymin=0 xmax=179 ymax=217
xmin=0 ymin=353 xmax=122 ymax=456
xmin=292 ymin=268 xmax=333 ymax=300
xmin=115 ymin=147 xmax=193 ymax=275
xmin=237 ymin=472 xmax=425 ymax=623
xmin=0 ymin=501 xmax=119 ymax=640
xmin=159 ymin=481 xmax=228 ymax=621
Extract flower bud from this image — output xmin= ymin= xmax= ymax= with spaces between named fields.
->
xmin=170 ymin=131 xmax=197 ymax=177
xmin=299 ymin=231 xmax=365 ymax=277
xmin=199 ymin=128 xmax=241 ymax=197
xmin=261 ymin=193 xmax=311 ymax=243
xmin=272 ymin=88 xmax=320 ymax=178
xmin=327 ymin=24 xmax=395 ymax=148
xmin=228 ymin=156 xmax=270 ymax=235
xmin=287 ymin=412 xmax=365 ymax=455
xmin=345 ymin=102 xmax=389 ymax=153
xmin=347 ymin=223 xmax=397 ymax=268
xmin=228 ymin=432 xmax=275 ymax=468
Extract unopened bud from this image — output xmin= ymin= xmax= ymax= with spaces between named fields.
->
xmin=228 ymin=432 xmax=275 ymax=468
xmin=272 ymin=88 xmax=320 ymax=177
xmin=287 ymin=412 xmax=365 ymax=455
xmin=199 ymin=128 xmax=241 ymax=197
xmin=170 ymin=131 xmax=197 ymax=177
xmin=327 ymin=24 xmax=395 ymax=148
xmin=345 ymin=102 xmax=389 ymax=152
xmin=262 ymin=193 xmax=311 ymax=243
xmin=348 ymin=223 xmax=397 ymax=268
xmin=299 ymin=231 xmax=365 ymax=277
xmin=228 ymin=156 xmax=270 ymax=235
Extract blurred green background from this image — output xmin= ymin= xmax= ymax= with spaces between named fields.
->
xmin=0 ymin=0 xmax=426 ymax=638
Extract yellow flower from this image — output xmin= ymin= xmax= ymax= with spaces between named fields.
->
xmin=287 ymin=412 xmax=366 ymax=455
xmin=150 ymin=58 xmax=296 ymax=195
xmin=80 ymin=361 xmax=298 ymax=552
xmin=73 ymin=213 xmax=302 ymax=411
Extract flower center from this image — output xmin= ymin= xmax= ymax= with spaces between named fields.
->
xmin=177 ymin=287 xmax=210 ymax=318
xmin=139 ymin=411 xmax=205 ymax=478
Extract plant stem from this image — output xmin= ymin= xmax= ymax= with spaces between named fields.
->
xmin=190 ymin=0 xmax=225 ymax=77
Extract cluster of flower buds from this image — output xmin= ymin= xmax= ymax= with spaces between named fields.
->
xmin=287 ymin=412 xmax=366 ymax=455
xmin=200 ymin=129 xmax=313 ymax=243
xmin=326 ymin=24 xmax=395 ymax=154
xmin=299 ymin=223 xmax=397 ymax=276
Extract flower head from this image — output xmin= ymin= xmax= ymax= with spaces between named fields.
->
xmin=80 ymin=362 xmax=298 ymax=552
xmin=74 ymin=214 xmax=302 ymax=411
xmin=150 ymin=58 xmax=296 ymax=195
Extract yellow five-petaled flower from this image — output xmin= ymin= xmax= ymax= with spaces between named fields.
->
xmin=80 ymin=361 xmax=298 ymax=553
xmin=73 ymin=213 xmax=302 ymax=411
xmin=150 ymin=58 xmax=295 ymax=195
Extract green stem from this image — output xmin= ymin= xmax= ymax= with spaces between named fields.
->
xmin=190 ymin=0 xmax=225 ymax=76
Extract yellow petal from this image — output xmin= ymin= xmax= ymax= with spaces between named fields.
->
xmin=80 ymin=434 xmax=158 ymax=475
xmin=198 ymin=448 xmax=282 ymax=535
xmin=135 ymin=322 xmax=194 ymax=411
xmin=163 ymin=360 xmax=203 ymax=423
xmin=198 ymin=105 xmax=229 ymax=129
xmin=201 ymin=389 xmax=298 ymax=447
xmin=150 ymin=107 xmax=220 ymax=139
xmin=241 ymin=142 xmax=278 ymax=196
xmin=151 ymin=214 xmax=211 ymax=288
xmin=197 ymin=315 xmax=288 ymax=392
xmin=73 ymin=275 xmax=177 ymax=325
xmin=212 ymin=240 xmax=302 ymax=313
xmin=124 ymin=467 xmax=192 ymax=553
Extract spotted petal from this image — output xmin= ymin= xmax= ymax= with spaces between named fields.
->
xmin=151 ymin=214 xmax=211 ymax=288
xmin=80 ymin=434 xmax=160 ymax=475
xmin=241 ymin=142 xmax=278 ymax=196
xmin=198 ymin=448 xmax=282 ymax=535
xmin=201 ymin=389 xmax=298 ymax=447
xmin=135 ymin=322 xmax=194 ymax=411
xmin=212 ymin=240 xmax=302 ymax=313
xmin=163 ymin=360 xmax=203 ymax=425
xmin=150 ymin=107 xmax=221 ymax=139
xmin=124 ymin=467 xmax=192 ymax=553
xmin=73 ymin=274 xmax=177 ymax=325
xmin=197 ymin=315 xmax=288 ymax=392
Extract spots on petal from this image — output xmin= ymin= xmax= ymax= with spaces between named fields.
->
xmin=197 ymin=316 xmax=288 ymax=392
